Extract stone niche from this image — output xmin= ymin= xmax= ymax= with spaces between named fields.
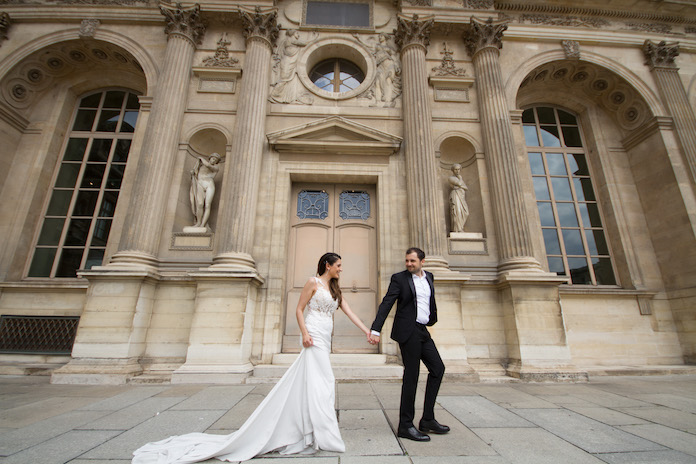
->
xmin=438 ymin=135 xmax=487 ymax=254
xmin=171 ymin=128 xmax=227 ymax=251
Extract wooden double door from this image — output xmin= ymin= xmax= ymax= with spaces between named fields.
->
xmin=283 ymin=183 xmax=378 ymax=353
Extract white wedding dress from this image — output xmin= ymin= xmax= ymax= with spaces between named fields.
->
xmin=132 ymin=277 xmax=345 ymax=463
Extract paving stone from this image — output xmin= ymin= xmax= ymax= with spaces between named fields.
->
xmin=3 ymin=430 xmax=122 ymax=464
xmin=154 ymin=384 xmax=207 ymax=397
xmin=470 ymin=386 xmax=559 ymax=409
xmin=563 ymin=405 xmax=650 ymax=426
xmin=338 ymin=383 xmax=374 ymax=396
xmin=0 ymin=395 xmax=98 ymax=428
xmin=246 ymin=457 xmax=339 ymax=463
xmin=0 ymin=409 xmax=109 ymax=456
xmin=615 ymin=406 xmax=696 ymax=432
xmin=513 ymin=408 xmax=664 ymax=453
xmin=566 ymin=386 xmax=654 ymax=408
xmin=79 ymin=386 xmax=166 ymax=411
xmin=438 ymin=396 xmax=534 ymax=428
xmin=340 ymin=456 xmax=411 ymax=464
xmin=385 ymin=408 xmax=497 ymax=457
xmin=619 ymin=424 xmax=696 ymax=457
xmin=77 ymin=396 xmax=187 ymax=430
xmin=68 ymin=460 xmax=132 ymax=464
xmin=209 ymin=393 xmax=265 ymax=430
xmin=412 ymin=457 xmax=511 ymax=464
xmin=472 ymin=427 xmax=605 ymax=464
xmin=628 ymin=394 xmax=696 ymax=414
xmin=339 ymin=409 xmax=402 ymax=456
xmin=80 ymin=409 xmax=227 ymax=460
xmin=595 ymin=450 xmax=696 ymax=463
xmin=338 ymin=394 xmax=382 ymax=409
xmin=171 ymin=385 xmax=254 ymax=410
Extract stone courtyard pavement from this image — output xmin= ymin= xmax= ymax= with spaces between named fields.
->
xmin=0 ymin=375 xmax=695 ymax=464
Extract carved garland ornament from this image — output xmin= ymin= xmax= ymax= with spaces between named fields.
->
xmin=160 ymin=3 xmax=206 ymax=46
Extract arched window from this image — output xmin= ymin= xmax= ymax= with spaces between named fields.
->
xmin=27 ymin=89 xmax=139 ymax=278
xmin=523 ymin=106 xmax=617 ymax=285
xmin=309 ymin=58 xmax=364 ymax=93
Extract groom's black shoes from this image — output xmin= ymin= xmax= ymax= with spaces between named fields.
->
xmin=419 ymin=418 xmax=450 ymax=434
xmin=397 ymin=426 xmax=431 ymax=442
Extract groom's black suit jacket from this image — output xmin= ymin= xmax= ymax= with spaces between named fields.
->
xmin=371 ymin=269 xmax=438 ymax=344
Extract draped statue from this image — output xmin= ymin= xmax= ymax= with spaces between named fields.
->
xmin=448 ymin=164 xmax=469 ymax=232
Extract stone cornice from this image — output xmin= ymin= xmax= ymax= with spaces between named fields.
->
xmin=495 ymin=2 xmax=696 ymax=25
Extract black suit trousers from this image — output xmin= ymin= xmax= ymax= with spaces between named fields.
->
xmin=398 ymin=323 xmax=445 ymax=428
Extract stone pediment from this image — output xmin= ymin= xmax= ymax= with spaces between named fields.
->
xmin=267 ymin=116 xmax=402 ymax=156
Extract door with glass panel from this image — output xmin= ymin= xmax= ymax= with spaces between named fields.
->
xmin=283 ymin=183 xmax=378 ymax=353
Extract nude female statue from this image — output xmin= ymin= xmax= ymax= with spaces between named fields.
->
xmin=189 ymin=152 xmax=221 ymax=230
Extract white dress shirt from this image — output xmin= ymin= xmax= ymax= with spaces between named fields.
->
xmin=371 ymin=271 xmax=431 ymax=336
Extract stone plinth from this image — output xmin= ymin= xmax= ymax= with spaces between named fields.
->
xmin=448 ymin=232 xmax=486 ymax=254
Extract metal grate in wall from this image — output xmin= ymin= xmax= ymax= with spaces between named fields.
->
xmin=0 ymin=315 xmax=80 ymax=354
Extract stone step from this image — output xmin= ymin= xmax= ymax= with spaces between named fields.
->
xmin=0 ymin=363 xmax=59 ymax=376
xmin=248 ymin=363 xmax=404 ymax=383
xmin=271 ymin=353 xmax=391 ymax=365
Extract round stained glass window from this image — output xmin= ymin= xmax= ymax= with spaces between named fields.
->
xmin=309 ymin=58 xmax=365 ymax=93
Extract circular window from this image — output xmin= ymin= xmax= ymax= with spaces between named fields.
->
xmin=310 ymin=59 xmax=365 ymax=93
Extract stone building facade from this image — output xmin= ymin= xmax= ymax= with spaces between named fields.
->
xmin=0 ymin=0 xmax=694 ymax=384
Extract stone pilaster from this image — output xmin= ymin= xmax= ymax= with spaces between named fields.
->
xmin=213 ymin=6 xmax=279 ymax=271
xmin=464 ymin=17 xmax=541 ymax=272
xmin=643 ymin=40 xmax=696 ymax=184
xmin=395 ymin=14 xmax=448 ymax=269
xmin=111 ymin=3 xmax=205 ymax=269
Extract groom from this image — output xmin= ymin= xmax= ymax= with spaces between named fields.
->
xmin=369 ymin=247 xmax=449 ymax=442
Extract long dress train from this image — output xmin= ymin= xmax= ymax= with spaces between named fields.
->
xmin=132 ymin=277 xmax=345 ymax=463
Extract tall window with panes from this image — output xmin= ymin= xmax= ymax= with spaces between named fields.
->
xmin=28 ymin=89 xmax=139 ymax=278
xmin=523 ymin=106 xmax=617 ymax=285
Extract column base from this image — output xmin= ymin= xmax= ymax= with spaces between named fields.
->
xmin=51 ymin=358 xmax=143 ymax=385
xmin=423 ymin=255 xmax=450 ymax=271
xmin=107 ymin=250 xmax=160 ymax=272
xmin=211 ymin=252 xmax=257 ymax=272
xmin=171 ymin=363 xmax=254 ymax=384
xmin=498 ymin=256 xmax=544 ymax=273
xmin=505 ymin=360 xmax=588 ymax=382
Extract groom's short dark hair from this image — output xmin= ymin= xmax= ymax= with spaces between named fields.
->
xmin=406 ymin=247 xmax=425 ymax=260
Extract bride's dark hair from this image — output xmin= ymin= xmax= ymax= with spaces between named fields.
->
xmin=317 ymin=252 xmax=342 ymax=306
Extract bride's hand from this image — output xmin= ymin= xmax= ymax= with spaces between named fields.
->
xmin=302 ymin=332 xmax=313 ymax=347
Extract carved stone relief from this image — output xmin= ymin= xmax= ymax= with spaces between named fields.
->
xmin=202 ymin=34 xmax=239 ymax=67
xmin=432 ymin=42 xmax=466 ymax=77
xmin=355 ymin=33 xmax=401 ymax=107
xmin=78 ymin=18 xmax=100 ymax=38
xmin=1 ymin=40 xmax=144 ymax=110
xmin=464 ymin=0 xmax=494 ymax=8
xmin=643 ymin=40 xmax=679 ymax=70
xmin=269 ymin=29 xmax=315 ymax=105
xmin=562 ymin=40 xmax=580 ymax=59
xmin=519 ymin=60 xmax=649 ymax=131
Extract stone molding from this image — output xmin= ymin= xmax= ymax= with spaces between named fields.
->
xmin=643 ymin=39 xmax=679 ymax=70
xmin=160 ymin=2 xmax=206 ymax=46
xmin=240 ymin=6 xmax=279 ymax=47
xmin=0 ymin=12 xmax=9 ymax=44
xmin=495 ymin=2 xmax=696 ymax=26
xmin=394 ymin=14 xmax=433 ymax=53
xmin=464 ymin=17 xmax=507 ymax=59
xmin=464 ymin=0 xmax=494 ymax=9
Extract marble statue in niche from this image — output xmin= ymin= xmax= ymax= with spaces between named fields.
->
xmin=448 ymin=163 xmax=469 ymax=232
xmin=186 ymin=152 xmax=221 ymax=232
xmin=270 ymin=29 xmax=316 ymax=104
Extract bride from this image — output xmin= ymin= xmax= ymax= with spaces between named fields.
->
xmin=132 ymin=252 xmax=376 ymax=463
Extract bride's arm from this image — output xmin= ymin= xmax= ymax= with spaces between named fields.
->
xmin=339 ymin=299 xmax=376 ymax=344
xmin=296 ymin=278 xmax=317 ymax=347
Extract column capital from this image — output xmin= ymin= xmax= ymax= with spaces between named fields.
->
xmin=239 ymin=6 xmax=279 ymax=47
xmin=643 ymin=39 xmax=679 ymax=70
xmin=395 ymin=14 xmax=434 ymax=53
xmin=463 ymin=16 xmax=507 ymax=59
xmin=0 ymin=12 xmax=11 ymax=45
xmin=160 ymin=2 xmax=206 ymax=46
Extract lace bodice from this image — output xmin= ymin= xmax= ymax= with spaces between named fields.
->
xmin=307 ymin=277 xmax=339 ymax=316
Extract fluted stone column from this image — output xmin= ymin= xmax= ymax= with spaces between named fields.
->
xmin=212 ymin=7 xmax=278 ymax=271
xmin=643 ymin=40 xmax=696 ymax=183
xmin=111 ymin=3 xmax=205 ymax=268
xmin=464 ymin=17 xmax=540 ymax=272
xmin=396 ymin=14 xmax=448 ymax=269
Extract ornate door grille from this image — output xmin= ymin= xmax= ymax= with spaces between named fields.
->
xmin=0 ymin=315 xmax=80 ymax=354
